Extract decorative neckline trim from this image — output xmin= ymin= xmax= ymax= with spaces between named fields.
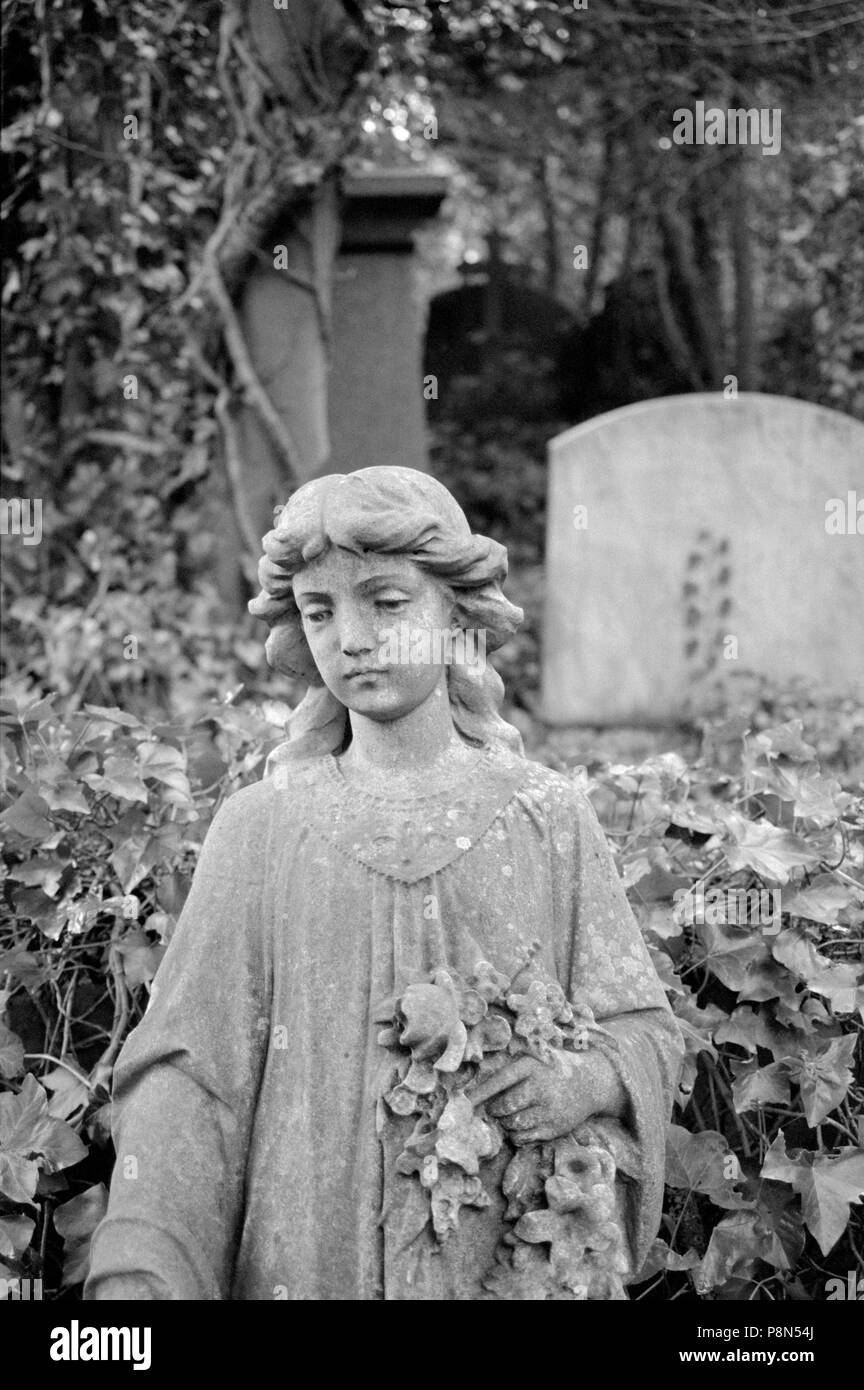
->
xmin=307 ymin=745 xmax=531 ymax=883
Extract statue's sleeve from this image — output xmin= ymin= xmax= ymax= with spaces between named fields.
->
xmin=84 ymin=787 xmax=272 ymax=1300
xmin=556 ymin=787 xmax=684 ymax=1276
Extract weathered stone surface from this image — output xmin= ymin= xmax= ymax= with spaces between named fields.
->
xmin=84 ymin=468 xmax=682 ymax=1300
xmin=541 ymin=393 xmax=864 ymax=725
xmin=328 ymin=251 xmax=428 ymax=473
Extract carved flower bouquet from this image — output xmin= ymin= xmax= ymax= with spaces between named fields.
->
xmin=375 ymin=944 xmax=633 ymax=1300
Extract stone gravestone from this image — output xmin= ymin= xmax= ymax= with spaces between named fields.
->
xmin=205 ymin=168 xmax=447 ymax=605
xmin=541 ymin=393 xmax=864 ymax=725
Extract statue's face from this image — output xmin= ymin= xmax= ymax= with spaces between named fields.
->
xmin=292 ymin=547 xmax=456 ymax=722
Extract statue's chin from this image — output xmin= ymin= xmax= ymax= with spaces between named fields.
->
xmin=345 ymin=697 xmax=416 ymax=723
xmin=339 ymin=675 xmax=442 ymax=723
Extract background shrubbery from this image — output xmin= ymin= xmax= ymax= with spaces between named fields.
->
xmin=1 ymin=681 xmax=862 ymax=1299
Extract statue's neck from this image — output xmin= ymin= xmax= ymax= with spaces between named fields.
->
xmin=336 ymin=677 xmax=479 ymax=796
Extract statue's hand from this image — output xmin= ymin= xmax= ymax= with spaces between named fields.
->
xmin=466 ymin=1049 xmax=626 ymax=1145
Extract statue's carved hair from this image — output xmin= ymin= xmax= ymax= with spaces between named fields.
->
xmin=248 ymin=467 xmax=524 ymax=762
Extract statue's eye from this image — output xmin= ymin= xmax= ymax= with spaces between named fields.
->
xmin=375 ymin=597 xmax=408 ymax=612
xmin=303 ymin=608 xmax=331 ymax=625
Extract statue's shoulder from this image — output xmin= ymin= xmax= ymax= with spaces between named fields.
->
xmin=504 ymin=751 xmax=590 ymax=815
xmin=210 ymin=756 xmax=325 ymax=831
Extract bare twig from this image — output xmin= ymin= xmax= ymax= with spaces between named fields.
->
xmin=85 ymin=430 xmax=165 ymax=457
xmin=176 ymin=145 xmax=258 ymax=311
xmin=24 ymin=1053 xmax=93 ymax=1089
xmin=204 ymin=258 xmax=303 ymax=486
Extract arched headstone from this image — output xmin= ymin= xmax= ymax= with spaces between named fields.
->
xmin=541 ymin=393 xmax=864 ymax=724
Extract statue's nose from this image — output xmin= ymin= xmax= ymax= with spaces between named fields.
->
xmin=340 ymin=617 xmax=375 ymax=656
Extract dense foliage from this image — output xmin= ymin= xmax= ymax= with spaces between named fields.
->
xmin=1 ymin=0 xmax=862 ymax=1303
xmin=1 ymin=687 xmax=861 ymax=1299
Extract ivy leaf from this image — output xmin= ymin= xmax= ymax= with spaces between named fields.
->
xmin=668 ymin=805 xmax=725 ymax=835
xmin=693 ymin=918 xmax=768 ymax=993
xmin=108 ymin=835 xmax=150 ymax=894
xmin=5 ymin=855 xmax=68 ymax=897
xmin=0 ymin=695 xmax=56 ymax=728
xmin=673 ymin=995 xmax=725 ymax=1042
xmin=749 ymin=722 xmax=816 ymax=762
xmin=783 ymin=882 xmax=862 ymax=927
xmin=774 ymin=995 xmax=832 ymax=1035
xmin=11 ymin=884 xmax=65 ymax=937
xmin=665 ymin=1125 xmax=748 ymax=1208
xmin=731 ymin=1058 xmax=792 ymax=1114
xmin=637 ymin=903 xmax=683 ymax=942
xmin=800 ymin=1152 xmax=864 ymax=1256
xmin=0 ymin=1150 xmax=39 ymax=1206
xmin=140 ymin=822 xmax=189 ymax=875
xmin=784 ymin=1035 xmax=857 ymax=1127
xmin=697 ymin=1210 xmax=790 ymax=1291
xmin=771 ymin=930 xmax=860 ymax=1013
xmin=0 ymin=949 xmax=49 ymax=994
xmin=760 ymin=1131 xmax=802 ymax=1185
xmin=789 ymin=773 xmax=850 ymax=826
xmin=746 ymin=1174 xmax=806 ymax=1270
xmin=81 ymin=704 xmax=143 ymax=732
xmin=0 ymin=1213 xmax=35 ymax=1261
xmin=721 ymin=811 xmax=822 ymax=883
xmin=629 ymin=864 xmax=692 ymax=902
xmin=0 ymin=789 xmax=54 ymax=842
xmin=621 ymin=855 xmax=654 ymax=890
xmin=634 ymin=1237 xmax=700 ymax=1283
xmin=762 ymin=1132 xmax=864 ymax=1254
xmin=114 ymin=930 xmax=165 ymax=989
xmin=84 ymin=754 xmax=148 ymax=804
xmin=137 ymin=742 xmax=192 ymax=806
xmin=671 ymin=995 xmax=722 ymax=1095
xmin=53 ymin=1183 xmax=108 ymax=1287
xmin=0 ymin=1074 xmax=87 ymax=1206
xmin=42 ymin=1062 xmax=91 ymax=1124
xmin=37 ymin=773 xmax=90 ymax=815
xmin=715 ymin=1005 xmax=784 ymax=1055
xmin=738 ymin=958 xmax=807 ymax=1008
xmin=648 ymin=946 xmax=687 ymax=997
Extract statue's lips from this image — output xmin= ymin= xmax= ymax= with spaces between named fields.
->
xmin=344 ymin=668 xmax=388 ymax=679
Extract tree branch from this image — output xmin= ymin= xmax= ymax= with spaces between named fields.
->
xmin=204 ymin=257 xmax=303 ymax=487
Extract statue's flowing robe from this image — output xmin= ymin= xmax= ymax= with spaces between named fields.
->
xmin=85 ymin=747 xmax=683 ymax=1301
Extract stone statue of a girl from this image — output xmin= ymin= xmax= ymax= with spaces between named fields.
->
xmin=86 ymin=467 xmax=683 ymax=1301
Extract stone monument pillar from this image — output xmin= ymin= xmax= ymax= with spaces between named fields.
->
xmin=206 ymin=169 xmax=447 ymax=606
xmin=328 ymin=168 xmax=448 ymax=475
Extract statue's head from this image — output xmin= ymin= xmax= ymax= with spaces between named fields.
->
xmin=248 ymin=467 xmax=524 ymax=759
